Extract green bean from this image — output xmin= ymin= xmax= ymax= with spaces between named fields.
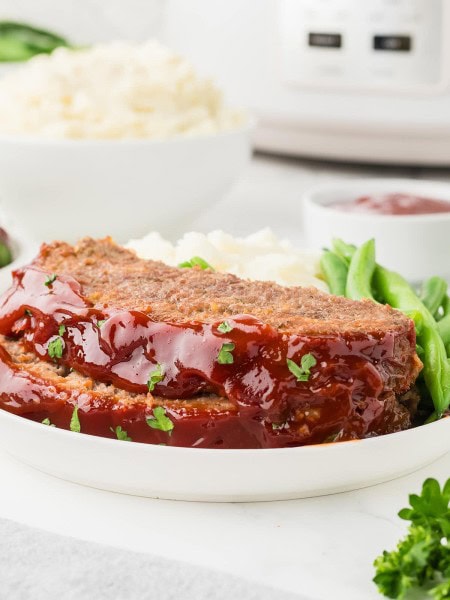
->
xmin=320 ymin=251 xmax=348 ymax=296
xmin=373 ymin=265 xmax=450 ymax=417
xmin=331 ymin=239 xmax=356 ymax=264
xmin=345 ymin=239 xmax=376 ymax=301
xmin=405 ymin=310 xmax=424 ymax=335
xmin=326 ymin=238 xmax=450 ymax=417
xmin=420 ymin=276 xmax=448 ymax=317
xmin=0 ymin=21 xmax=70 ymax=62
xmin=437 ymin=314 xmax=450 ymax=346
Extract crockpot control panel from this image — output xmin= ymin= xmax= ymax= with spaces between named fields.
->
xmin=279 ymin=0 xmax=447 ymax=91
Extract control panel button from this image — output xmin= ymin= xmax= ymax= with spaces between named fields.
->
xmin=279 ymin=0 xmax=445 ymax=90
xmin=373 ymin=35 xmax=412 ymax=51
xmin=308 ymin=32 xmax=342 ymax=48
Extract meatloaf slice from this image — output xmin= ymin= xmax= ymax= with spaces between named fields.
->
xmin=0 ymin=336 xmax=412 ymax=448
xmin=0 ymin=237 xmax=422 ymax=447
xmin=37 ymin=238 xmax=412 ymax=336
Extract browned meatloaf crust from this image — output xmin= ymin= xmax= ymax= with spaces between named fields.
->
xmin=37 ymin=238 xmax=414 ymax=336
xmin=0 ymin=237 xmax=422 ymax=448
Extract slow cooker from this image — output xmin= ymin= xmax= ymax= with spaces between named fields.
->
xmin=163 ymin=0 xmax=450 ymax=166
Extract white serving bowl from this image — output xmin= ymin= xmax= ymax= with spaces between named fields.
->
xmin=303 ymin=178 xmax=450 ymax=283
xmin=0 ymin=122 xmax=253 ymax=244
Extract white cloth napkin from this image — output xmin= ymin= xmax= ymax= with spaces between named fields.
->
xmin=0 ymin=517 xmax=309 ymax=600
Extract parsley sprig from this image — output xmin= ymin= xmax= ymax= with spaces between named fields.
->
xmin=48 ymin=336 xmax=64 ymax=360
xmin=373 ymin=478 xmax=450 ymax=599
xmin=47 ymin=324 xmax=66 ymax=360
xmin=286 ymin=353 xmax=317 ymax=382
xmin=147 ymin=364 xmax=164 ymax=392
xmin=217 ymin=342 xmax=235 ymax=365
xmin=70 ymin=406 xmax=80 ymax=433
xmin=44 ymin=273 xmax=57 ymax=287
xmin=178 ymin=256 xmax=214 ymax=271
xmin=146 ymin=406 xmax=174 ymax=434
xmin=217 ymin=321 xmax=233 ymax=334
xmin=110 ymin=425 xmax=132 ymax=442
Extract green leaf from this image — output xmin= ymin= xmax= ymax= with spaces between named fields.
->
xmin=271 ymin=422 xmax=285 ymax=430
xmin=58 ymin=324 xmax=66 ymax=336
xmin=147 ymin=364 xmax=164 ymax=392
xmin=286 ymin=353 xmax=317 ymax=382
xmin=146 ymin=406 xmax=174 ymax=434
xmin=70 ymin=406 xmax=80 ymax=433
xmin=217 ymin=342 xmax=235 ymax=365
xmin=444 ymin=479 xmax=450 ymax=503
xmin=110 ymin=425 xmax=132 ymax=442
xmin=97 ymin=319 xmax=106 ymax=328
xmin=400 ymin=478 xmax=450 ymax=529
xmin=42 ymin=417 xmax=55 ymax=427
xmin=374 ymin=478 xmax=450 ymax=600
xmin=217 ymin=321 xmax=233 ymax=334
xmin=178 ymin=256 xmax=214 ymax=270
xmin=430 ymin=579 xmax=450 ymax=600
xmin=44 ymin=273 xmax=57 ymax=287
xmin=48 ymin=336 xmax=64 ymax=360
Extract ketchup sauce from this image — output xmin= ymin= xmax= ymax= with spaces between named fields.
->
xmin=331 ymin=193 xmax=450 ymax=216
xmin=0 ymin=266 xmax=416 ymax=447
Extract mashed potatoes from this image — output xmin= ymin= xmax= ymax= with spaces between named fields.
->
xmin=126 ymin=229 xmax=326 ymax=290
xmin=0 ymin=41 xmax=243 ymax=139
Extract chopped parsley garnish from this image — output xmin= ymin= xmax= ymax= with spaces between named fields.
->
xmin=217 ymin=342 xmax=235 ymax=365
xmin=69 ymin=406 xmax=80 ymax=433
xmin=42 ymin=418 xmax=55 ymax=427
xmin=147 ymin=364 xmax=164 ymax=392
xmin=217 ymin=321 xmax=233 ymax=334
xmin=324 ymin=429 xmax=344 ymax=443
xmin=24 ymin=309 xmax=33 ymax=317
xmin=271 ymin=422 xmax=285 ymax=430
xmin=44 ymin=273 xmax=57 ymax=287
xmin=110 ymin=425 xmax=132 ymax=441
xmin=373 ymin=477 xmax=450 ymax=600
xmin=58 ymin=324 xmax=66 ymax=336
xmin=48 ymin=336 xmax=64 ymax=360
xmin=286 ymin=353 xmax=317 ymax=382
xmin=97 ymin=319 xmax=106 ymax=328
xmin=178 ymin=256 xmax=214 ymax=271
xmin=146 ymin=406 xmax=174 ymax=434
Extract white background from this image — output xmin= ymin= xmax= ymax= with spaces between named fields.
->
xmin=0 ymin=4 xmax=449 ymax=598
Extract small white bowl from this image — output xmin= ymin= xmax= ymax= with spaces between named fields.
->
xmin=0 ymin=122 xmax=253 ymax=244
xmin=303 ymin=178 xmax=450 ymax=283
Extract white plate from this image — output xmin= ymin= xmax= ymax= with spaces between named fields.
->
xmin=0 ymin=408 xmax=448 ymax=502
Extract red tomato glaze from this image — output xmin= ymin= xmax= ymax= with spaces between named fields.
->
xmin=0 ymin=266 xmax=416 ymax=448
xmin=331 ymin=193 xmax=450 ymax=216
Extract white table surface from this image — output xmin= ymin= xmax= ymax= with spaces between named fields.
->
xmin=1 ymin=153 xmax=450 ymax=600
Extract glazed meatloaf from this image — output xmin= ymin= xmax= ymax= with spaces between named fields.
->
xmin=0 ymin=238 xmax=422 ymax=448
